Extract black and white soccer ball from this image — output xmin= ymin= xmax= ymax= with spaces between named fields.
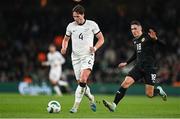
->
xmin=47 ymin=100 xmax=61 ymax=113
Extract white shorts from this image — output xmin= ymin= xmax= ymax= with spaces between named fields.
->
xmin=49 ymin=68 xmax=62 ymax=81
xmin=72 ymin=54 xmax=95 ymax=80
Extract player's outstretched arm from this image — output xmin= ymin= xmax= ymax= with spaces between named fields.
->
xmin=118 ymin=62 xmax=127 ymax=68
xmin=118 ymin=48 xmax=137 ymax=68
xmin=148 ymin=29 xmax=166 ymax=46
xmin=42 ymin=61 xmax=50 ymax=66
xmin=61 ymin=35 xmax=70 ymax=55
xmin=90 ymin=32 xmax=104 ymax=53
xmin=126 ymin=51 xmax=137 ymax=65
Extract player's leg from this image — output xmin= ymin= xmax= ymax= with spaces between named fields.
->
xmin=70 ymin=59 xmax=90 ymax=113
xmin=145 ymin=84 xmax=154 ymax=98
xmin=58 ymin=80 xmax=68 ymax=86
xmin=103 ymin=66 xmax=142 ymax=112
xmin=69 ymin=61 xmax=81 ymax=113
xmin=57 ymin=70 xmax=69 ymax=87
xmin=57 ymin=73 xmax=71 ymax=93
xmin=82 ymin=56 xmax=96 ymax=111
xmin=76 ymin=69 xmax=91 ymax=106
xmin=50 ymin=80 xmax=62 ymax=96
xmin=145 ymin=71 xmax=167 ymax=101
xmin=70 ymin=69 xmax=91 ymax=113
xmin=145 ymin=84 xmax=167 ymax=101
xmin=103 ymin=76 xmax=135 ymax=112
xmin=157 ymin=86 xmax=167 ymax=101
xmin=49 ymin=71 xmax=62 ymax=96
xmin=70 ymin=55 xmax=95 ymax=113
xmin=82 ymin=75 xmax=96 ymax=112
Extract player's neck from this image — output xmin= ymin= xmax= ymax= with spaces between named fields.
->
xmin=50 ymin=51 xmax=56 ymax=54
xmin=135 ymin=32 xmax=143 ymax=39
xmin=78 ymin=19 xmax=86 ymax=25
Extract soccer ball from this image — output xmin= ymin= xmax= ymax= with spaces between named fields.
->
xmin=47 ymin=100 xmax=61 ymax=113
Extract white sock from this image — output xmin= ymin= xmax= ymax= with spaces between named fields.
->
xmin=112 ymin=102 xmax=117 ymax=108
xmin=53 ymin=85 xmax=62 ymax=96
xmin=73 ymin=85 xmax=86 ymax=109
xmin=58 ymin=80 xmax=68 ymax=87
xmin=85 ymin=85 xmax=94 ymax=103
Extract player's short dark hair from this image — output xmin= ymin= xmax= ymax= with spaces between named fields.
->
xmin=130 ymin=20 xmax=141 ymax=26
xmin=72 ymin=4 xmax=85 ymax=15
xmin=49 ymin=43 xmax=56 ymax=47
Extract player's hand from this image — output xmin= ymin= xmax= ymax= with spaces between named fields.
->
xmin=61 ymin=48 xmax=67 ymax=55
xmin=148 ymin=29 xmax=157 ymax=40
xmin=90 ymin=47 xmax=96 ymax=53
xmin=118 ymin=62 xmax=127 ymax=68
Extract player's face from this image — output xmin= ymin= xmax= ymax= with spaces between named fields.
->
xmin=49 ymin=46 xmax=56 ymax=53
xmin=73 ymin=12 xmax=84 ymax=24
xmin=131 ymin=24 xmax=142 ymax=38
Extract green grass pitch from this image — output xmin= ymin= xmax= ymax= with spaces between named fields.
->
xmin=0 ymin=93 xmax=180 ymax=118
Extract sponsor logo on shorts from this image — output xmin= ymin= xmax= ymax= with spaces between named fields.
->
xmin=151 ymin=74 xmax=156 ymax=83
xmin=88 ymin=60 xmax=91 ymax=65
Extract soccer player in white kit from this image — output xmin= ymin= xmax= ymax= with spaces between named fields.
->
xmin=42 ymin=44 xmax=67 ymax=96
xmin=61 ymin=5 xmax=104 ymax=113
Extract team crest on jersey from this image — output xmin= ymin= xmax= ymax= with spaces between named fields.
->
xmin=72 ymin=30 xmax=76 ymax=32
xmin=141 ymin=38 xmax=145 ymax=42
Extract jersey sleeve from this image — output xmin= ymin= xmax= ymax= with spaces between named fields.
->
xmin=92 ymin=21 xmax=100 ymax=35
xmin=44 ymin=53 xmax=51 ymax=65
xmin=65 ymin=23 xmax=72 ymax=37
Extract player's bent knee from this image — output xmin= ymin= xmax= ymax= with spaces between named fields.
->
xmin=81 ymin=76 xmax=88 ymax=82
xmin=79 ymin=78 xmax=87 ymax=83
xmin=80 ymin=74 xmax=89 ymax=83
xmin=121 ymin=77 xmax=134 ymax=88
xmin=80 ymin=69 xmax=91 ymax=83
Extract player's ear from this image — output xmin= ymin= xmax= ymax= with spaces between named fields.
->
xmin=139 ymin=25 xmax=142 ymax=31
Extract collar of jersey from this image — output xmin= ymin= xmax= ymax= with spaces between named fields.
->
xmin=78 ymin=19 xmax=86 ymax=26
xmin=133 ymin=33 xmax=145 ymax=43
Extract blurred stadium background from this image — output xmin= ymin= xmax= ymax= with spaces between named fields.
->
xmin=0 ymin=0 xmax=180 ymax=95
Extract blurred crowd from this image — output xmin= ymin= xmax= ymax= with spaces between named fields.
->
xmin=0 ymin=0 xmax=179 ymax=86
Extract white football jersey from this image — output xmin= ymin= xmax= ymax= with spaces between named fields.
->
xmin=47 ymin=51 xmax=65 ymax=69
xmin=66 ymin=20 xmax=100 ymax=57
